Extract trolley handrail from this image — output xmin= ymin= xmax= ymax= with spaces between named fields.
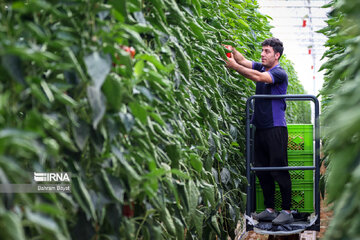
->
xmin=251 ymin=166 xmax=315 ymax=171
xmin=245 ymin=94 xmax=320 ymax=232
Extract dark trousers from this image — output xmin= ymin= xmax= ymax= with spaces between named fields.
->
xmin=254 ymin=127 xmax=292 ymax=210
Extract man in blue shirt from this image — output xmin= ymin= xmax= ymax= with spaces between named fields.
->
xmin=226 ymin=38 xmax=293 ymax=225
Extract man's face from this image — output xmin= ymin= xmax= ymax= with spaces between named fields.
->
xmin=261 ymin=45 xmax=280 ymax=68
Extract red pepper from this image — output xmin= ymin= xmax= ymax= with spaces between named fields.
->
xmin=224 ymin=45 xmax=232 ymax=58
xmin=302 ymin=19 xmax=307 ymax=27
xmin=113 ymin=46 xmax=136 ymax=67
xmin=122 ymin=46 xmax=136 ymax=58
xmin=122 ymin=201 xmax=135 ymax=218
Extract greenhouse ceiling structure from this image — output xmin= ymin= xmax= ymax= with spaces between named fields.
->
xmin=258 ymin=0 xmax=331 ymax=95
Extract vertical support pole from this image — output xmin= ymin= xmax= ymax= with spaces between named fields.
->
xmin=245 ymin=97 xmax=252 ymax=230
xmin=250 ymin=123 xmax=256 ymax=214
xmin=313 ymin=97 xmax=320 ymax=230
xmin=246 ymin=97 xmax=255 ymax=231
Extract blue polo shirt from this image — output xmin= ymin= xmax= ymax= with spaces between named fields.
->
xmin=251 ymin=62 xmax=288 ymax=129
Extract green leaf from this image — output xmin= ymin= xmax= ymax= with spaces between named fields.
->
xmin=135 ymin=86 xmax=154 ymax=102
xmin=174 ymin=217 xmax=185 ymax=240
xmin=109 ymin=0 xmax=127 ymax=22
xmin=72 ymin=119 xmax=90 ymax=151
xmin=210 ymin=214 xmax=221 ymax=236
xmin=189 ymin=153 xmax=203 ymax=173
xmin=87 ymin=86 xmax=106 ymax=129
xmin=166 ymin=144 xmax=181 ymax=169
xmin=171 ymin=169 xmax=190 ymax=179
xmin=50 ymin=85 xmax=77 ymax=107
xmin=147 ymin=70 xmax=171 ymax=87
xmin=192 ymin=209 xmax=203 ymax=238
xmin=26 ymin=22 xmax=47 ymax=41
xmin=201 ymin=181 xmax=215 ymax=206
xmin=220 ymin=167 xmax=231 ymax=184
xmin=174 ymin=44 xmax=191 ymax=79
xmin=25 ymin=208 xmax=67 ymax=240
xmin=40 ymin=80 xmax=54 ymax=102
xmin=102 ymin=73 xmax=124 ymax=111
xmin=189 ymin=21 xmax=206 ymax=42
xmin=191 ymin=0 xmax=202 ymax=16
xmin=71 ymin=177 xmax=97 ymax=222
xmin=134 ymin=59 xmax=145 ymax=77
xmin=150 ymin=112 xmax=165 ymax=126
xmin=65 ymin=47 xmax=88 ymax=82
xmin=144 ymin=167 xmax=167 ymax=179
xmin=30 ymin=83 xmax=51 ymax=107
xmin=84 ymin=52 xmax=111 ymax=89
xmin=187 ymin=180 xmax=199 ymax=216
xmin=1 ymin=55 xmax=25 ymax=84
xmin=42 ymin=115 xmax=76 ymax=152
xmin=101 ymin=169 xmax=124 ymax=203
xmin=149 ymin=0 xmax=166 ymax=22
xmin=129 ymin=102 xmax=148 ymax=125
xmin=161 ymin=208 xmax=176 ymax=235
xmin=119 ymin=112 xmax=135 ymax=133
xmin=237 ymin=18 xmax=250 ymax=30
xmin=136 ymin=54 xmax=166 ymax=71
xmin=0 ymin=212 xmax=26 ymax=240
xmin=31 ymin=203 xmax=66 ymax=217
xmin=122 ymin=28 xmax=145 ymax=48
xmin=111 ymin=146 xmax=141 ymax=181
xmin=127 ymin=0 xmax=142 ymax=13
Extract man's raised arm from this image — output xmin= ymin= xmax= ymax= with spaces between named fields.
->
xmin=229 ymin=46 xmax=252 ymax=69
xmin=225 ymin=46 xmax=272 ymax=84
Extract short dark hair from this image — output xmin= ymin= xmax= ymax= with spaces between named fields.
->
xmin=262 ymin=37 xmax=284 ymax=58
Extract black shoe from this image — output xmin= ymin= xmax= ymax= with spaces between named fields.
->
xmin=272 ymin=210 xmax=294 ymax=225
xmin=252 ymin=210 xmax=277 ymax=221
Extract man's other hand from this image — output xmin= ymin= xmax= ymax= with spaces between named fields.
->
xmin=225 ymin=53 xmax=237 ymax=69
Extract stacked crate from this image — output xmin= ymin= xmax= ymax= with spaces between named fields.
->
xmin=256 ymin=124 xmax=314 ymax=213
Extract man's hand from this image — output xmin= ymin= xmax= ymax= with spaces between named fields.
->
xmin=225 ymin=53 xmax=238 ymax=70
xmin=231 ymin=48 xmax=252 ymax=68
xmin=232 ymin=48 xmax=244 ymax=63
xmin=222 ymin=45 xmax=252 ymax=68
xmin=224 ymin=45 xmax=232 ymax=58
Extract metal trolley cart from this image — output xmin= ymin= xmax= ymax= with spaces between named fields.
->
xmin=245 ymin=94 xmax=320 ymax=235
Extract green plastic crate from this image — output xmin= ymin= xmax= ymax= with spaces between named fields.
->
xmin=255 ymin=154 xmax=313 ymax=183
xmin=256 ymin=182 xmax=314 ymax=213
xmin=287 ymin=124 xmax=313 ymax=155
xmin=288 ymin=154 xmax=314 ymax=182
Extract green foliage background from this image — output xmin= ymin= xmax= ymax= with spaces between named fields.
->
xmin=319 ymin=0 xmax=360 ymax=239
xmin=282 ymin=57 xmax=311 ymax=124
xmin=0 ymin=0 xmax=309 ymax=239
